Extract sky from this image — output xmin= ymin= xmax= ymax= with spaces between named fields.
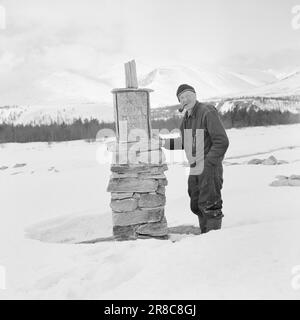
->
xmin=1 ymin=0 xmax=300 ymax=72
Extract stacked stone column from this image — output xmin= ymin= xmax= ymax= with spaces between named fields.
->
xmin=106 ymin=61 xmax=168 ymax=240
xmin=107 ymin=162 xmax=168 ymax=240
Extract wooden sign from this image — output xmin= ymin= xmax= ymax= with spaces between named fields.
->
xmin=111 ymin=60 xmax=153 ymax=142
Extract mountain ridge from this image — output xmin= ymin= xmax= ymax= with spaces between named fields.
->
xmin=1 ymin=64 xmax=300 ymax=124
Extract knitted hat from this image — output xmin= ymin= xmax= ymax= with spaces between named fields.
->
xmin=176 ymin=84 xmax=196 ymax=100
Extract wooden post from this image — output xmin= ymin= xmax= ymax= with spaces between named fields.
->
xmin=125 ymin=60 xmax=138 ymax=88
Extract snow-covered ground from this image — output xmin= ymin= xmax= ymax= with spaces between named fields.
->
xmin=0 ymin=124 xmax=300 ymax=299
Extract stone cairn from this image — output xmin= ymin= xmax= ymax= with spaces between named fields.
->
xmin=107 ymin=60 xmax=168 ymax=240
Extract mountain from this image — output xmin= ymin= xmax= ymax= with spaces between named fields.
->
xmin=1 ymin=63 xmax=298 ymax=125
xmin=139 ymin=65 xmax=277 ymax=107
xmin=234 ymin=71 xmax=300 ymax=98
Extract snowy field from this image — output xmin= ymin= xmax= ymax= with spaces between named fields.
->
xmin=0 ymin=124 xmax=300 ymax=300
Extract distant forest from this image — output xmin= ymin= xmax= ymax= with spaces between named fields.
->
xmin=0 ymin=106 xmax=299 ymax=143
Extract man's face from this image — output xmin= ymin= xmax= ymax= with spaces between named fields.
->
xmin=178 ymin=91 xmax=197 ymax=113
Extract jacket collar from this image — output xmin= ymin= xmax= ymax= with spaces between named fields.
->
xmin=184 ymin=100 xmax=199 ymax=119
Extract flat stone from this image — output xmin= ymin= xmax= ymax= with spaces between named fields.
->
xmin=139 ymin=193 xmax=166 ymax=208
xmin=111 ymin=172 xmax=138 ymax=178
xmin=111 ymin=164 xmax=166 ymax=174
xmin=111 ymin=192 xmax=134 ymax=200
xmin=110 ymin=198 xmax=138 ymax=212
xmin=136 ymin=217 xmax=168 ymax=237
xmin=156 ymin=185 xmax=166 ymax=195
xmin=107 ymin=178 xmax=158 ymax=193
xmin=113 ymin=225 xmax=137 ymax=240
xmin=139 ymin=173 xmax=166 ymax=179
xmin=113 ymin=208 xmax=164 ymax=226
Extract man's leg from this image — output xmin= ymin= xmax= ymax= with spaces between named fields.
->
xmin=198 ymin=164 xmax=224 ymax=233
xmin=188 ymin=175 xmax=209 ymax=233
xmin=188 ymin=175 xmax=200 ymax=215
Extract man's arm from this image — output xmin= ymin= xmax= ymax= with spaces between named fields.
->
xmin=204 ymin=110 xmax=229 ymax=166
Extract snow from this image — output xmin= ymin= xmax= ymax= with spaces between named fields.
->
xmin=0 ymin=63 xmax=280 ymax=125
xmin=0 ymin=124 xmax=300 ymax=299
xmin=232 ymin=71 xmax=300 ymax=98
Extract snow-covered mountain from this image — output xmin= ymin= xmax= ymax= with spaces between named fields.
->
xmin=235 ymin=71 xmax=300 ymax=98
xmin=0 ymin=63 xmax=299 ymax=125
xmin=139 ymin=65 xmax=277 ymax=107
xmin=216 ymin=97 xmax=300 ymax=114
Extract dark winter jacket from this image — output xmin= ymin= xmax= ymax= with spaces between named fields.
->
xmin=165 ymin=101 xmax=229 ymax=168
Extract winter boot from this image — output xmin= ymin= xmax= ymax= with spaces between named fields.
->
xmin=197 ymin=214 xmax=208 ymax=234
xmin=205 ymin=210 xmax=223 ymax=232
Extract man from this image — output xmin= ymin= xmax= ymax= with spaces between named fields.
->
xmin=162 ymin=84 xmax=229 ymax=233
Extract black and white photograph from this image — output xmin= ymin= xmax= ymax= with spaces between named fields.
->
xmin=0 ymin=0 xmax=300 ymax=302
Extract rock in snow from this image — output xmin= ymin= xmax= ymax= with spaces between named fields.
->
xmin=248 ymin=155 xmax=288 ymax=165
xmin=270 ymin=174 xmax=300 ymax=187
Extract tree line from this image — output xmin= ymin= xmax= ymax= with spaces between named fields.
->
xmin=0 ymin=107 xmax=299 ymax=143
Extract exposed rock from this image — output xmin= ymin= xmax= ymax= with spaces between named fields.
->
xmin=290 ymin=175 xmax=300 ymax=180
xmin=270 ymin=179 xmax=289 ymax=187
xmin=248 ymin=158 xmax=263 ymax=165
xmin=288 ymin=178 xmax=300 ymax=186
xmin=107 ymin=178 xmax=158 ymax=193
xmin=13 ymin=163 xmax=27 ymax=168
xmin=111 ymin=192 xmax=134 ymax=200
xmin=248 ymin=155 xmax=288 ymax=166
xmin=139 ymin=193 xmax=165 ymax=208
xmin=262 ymin=155 xmax=278 ymax=165
xmin=0 ymin=166 xmax=8 ymax=170
xmin=277 ymin=160 xmax=288 ymax=165
xmin=112 ymin=208 xmax=164 ymax=226
xmin=275 ymin=175 xmax=288 ymax=180
xmin=110 ymin=198 xmax=138 ymax=212
xmin=270 ymin=174 xmax=300 ymax=187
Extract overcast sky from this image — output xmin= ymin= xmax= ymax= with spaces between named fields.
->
xmin=1 ymin=0 xmax=300 ymax=74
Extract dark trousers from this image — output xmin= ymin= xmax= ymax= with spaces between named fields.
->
xmin=188 ymin=164 xmax=224 ymax=232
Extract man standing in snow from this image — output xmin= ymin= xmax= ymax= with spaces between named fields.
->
xmin=162 ymin=84 xmax=229 ymax=233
